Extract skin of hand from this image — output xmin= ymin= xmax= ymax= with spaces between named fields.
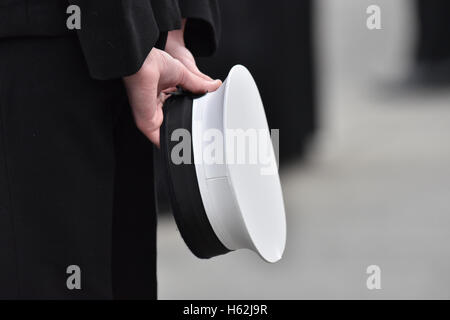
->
xmin=165 ymin=19 xmax=213 ymax=82
xmin=123 ymin=48 xmax=221 ymax=147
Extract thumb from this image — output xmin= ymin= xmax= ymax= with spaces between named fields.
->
xmin=160 ymin=54 xmax=222 ymax=94
xmin=182 ymin=57 xmax=214 ymax=81
xmin=178 ymin=63 xmax=222 ymax=94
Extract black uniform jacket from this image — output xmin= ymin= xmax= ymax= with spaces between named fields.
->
xmin=0 ymin=0 xmax=219 ymax=300
xmin=0 ymin=0 xmax=220 ymax=79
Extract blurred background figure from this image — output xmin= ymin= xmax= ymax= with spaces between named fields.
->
xmin=196 ymin=1 xmax=316 ymax=164
xmin=158 ymin=0 xmax=450 ymax=299
xmin=414 ymin=0 xmax=450 ymax=85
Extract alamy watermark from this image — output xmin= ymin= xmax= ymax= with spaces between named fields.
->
xmin=366 ymin=5 xmax=382 ymax=30
xmin=66 ymin=265 xmax=81 ymax=290
xmin=66 ymin=5 xmax=81 ymax=30
xmin=366 ymin=265 xmax=382 ymax=290
xmin=170 ymin=124 xmax=280 ymax=176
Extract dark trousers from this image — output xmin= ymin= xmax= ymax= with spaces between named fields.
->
xmin=0 ymin=36 xmax=157 ymax=299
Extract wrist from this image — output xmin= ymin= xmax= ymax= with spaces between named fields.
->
xmin=124 ymin=48 xmax=159 ymax=84
xmin=167 ymin=19 xmax=187 ymax=48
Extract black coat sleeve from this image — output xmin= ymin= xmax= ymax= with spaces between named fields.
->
xmin=150 ymin=0 xmax=182 ymax=32
xmin=68 ymin=0 xmax=161 ymax=80
xmin=178 ymin=0 xmax=221 ymax=56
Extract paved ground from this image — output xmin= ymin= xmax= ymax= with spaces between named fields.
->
xmin=157 ymin=0 xmax=450 ymax=299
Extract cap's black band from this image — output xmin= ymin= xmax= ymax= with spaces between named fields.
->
xmin=158 ymin=94 xmax=230 ymax=259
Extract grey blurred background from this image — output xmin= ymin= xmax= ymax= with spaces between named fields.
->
xmin=157 ymin=0 xmax=450 ymax=299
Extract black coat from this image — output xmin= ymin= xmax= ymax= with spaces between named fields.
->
xmin=0 ymin=0 xmax=220 ymax=79
xmin=0 ymin=0 xmax=219 ymax=300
